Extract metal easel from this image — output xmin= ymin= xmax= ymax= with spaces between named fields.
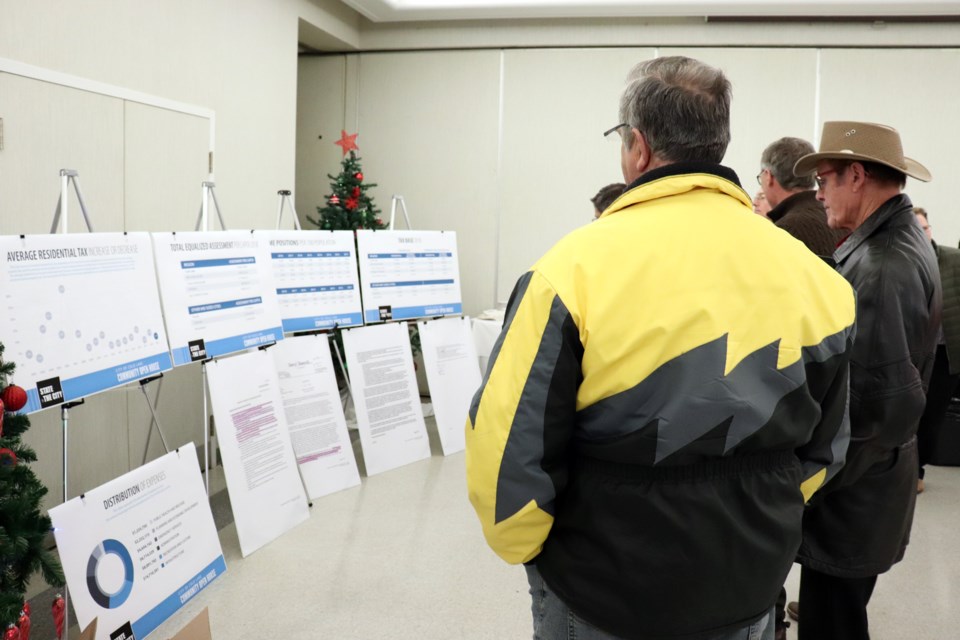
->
xmin=194 ymin=181 xmax=227 ymax=494
xmin=388 ymin=195 xmax=412 ymax=230
xmin=49 ymin=169 xmax=97 ymax=640
xmin=275 ymin=189 xmax=302 ymax=230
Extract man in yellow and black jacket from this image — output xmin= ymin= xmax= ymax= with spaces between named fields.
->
xmin=466 ymin=56 xmax=856 ymax=640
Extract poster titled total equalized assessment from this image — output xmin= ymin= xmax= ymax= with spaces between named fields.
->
xmin=49 ymin=443 xmax=225 ymax=640
xmin=0 ymin=233 xmax=172 ymax=414
xmin=152 ymin=231 xmax=284 ymax=366
xmin=356 ymin=230 xmax=463 ymax=323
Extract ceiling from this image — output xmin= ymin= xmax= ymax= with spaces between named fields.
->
xmin=339 ymin=0 xmax=960 ymax=22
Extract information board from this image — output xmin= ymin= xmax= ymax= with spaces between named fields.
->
xmin=355 ymin=230 xmax=462 ymax=323
xmin=49 ymin=443 xmax=225 ymax=640
xmin=152 ymin=231 xmax=283 ymax=365
xmin=0 ymin=233 xmax=172 ymax=414
xmin=255 ymin=230 xmax=363 ymax=332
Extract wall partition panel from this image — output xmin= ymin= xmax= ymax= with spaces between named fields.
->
xmin=123 ymin=101 xmax=210 ymax=232
xmin=496 ymin=47 xmax=654 ymax=303
xmin=356 ymin=50 xmax=501 ymax=315
xmin=0 ymin=73 xmax=125 ymax=234
xmin=820 ymin=48 xmax=960 ymax=247
xmin=659 ymin=47 xmax=820 ymax=198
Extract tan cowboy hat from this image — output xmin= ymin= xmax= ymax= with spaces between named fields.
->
xmin=793 ymin=121 xmax=931 ymax=182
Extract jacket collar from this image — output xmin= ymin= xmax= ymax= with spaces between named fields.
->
xmin=767 ymin=190 xmax=817 ymax=223
xmin=605 ymin=162 xmax=750 ymax=216
xmin=834 ymin=193 xmax=915 ymax=264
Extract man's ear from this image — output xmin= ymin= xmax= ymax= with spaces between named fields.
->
xmin=849 ymin=162 xmax=867 ymax=192
xmin=629 ymin=128 xmax=652 ymax=174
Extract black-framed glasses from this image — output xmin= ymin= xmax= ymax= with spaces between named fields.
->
xmin=756 ymin=169 xmax=767 ymax=185
xmin=603 ymin=123 xmax=629 ymax=138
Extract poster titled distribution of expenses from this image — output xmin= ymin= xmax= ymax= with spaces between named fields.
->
xmin=255 ymin=230 xmax=363 ymax=332
xmin=49 ymin=443 xmax=225 ymax=640
xmin=152 ymin=231 xmax=284 ymax=365
xmin=356 ymin=230 xmax=463 ymax=323
xmin=0 ymin=233 xmax=172 ymax=414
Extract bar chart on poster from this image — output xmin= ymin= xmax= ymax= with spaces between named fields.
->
xmin=0 ymin=233 xmax=172 ymax=413
xmin=356 ymin=230 xmax=463 ymax=323
xmin=151 ymin=231 xmax=284 ymax=365
xmin=255 ymin=230 xmax=363 ymax=332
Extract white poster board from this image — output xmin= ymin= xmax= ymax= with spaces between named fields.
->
xmin=272 ymin=335 xmax=360 ymax=499
xmin=418 ymin=317 xmax=481 ymax=455
xmin=342 ymin=323 xmax=430 ymax=475
xmin=255 ymin=230 xmax=363 ymax=332
xmin=356 ymin=230 xmax=462 ymax=323
xmin=49 ymin=443 xmax=225 ymax=640
xmin=0 ymin=233 xmax=172 ymax=414
xmin=205 ymin=349 xmax=310 ymax=557
xmin=151 ymin=231 xmax=283 ymax=366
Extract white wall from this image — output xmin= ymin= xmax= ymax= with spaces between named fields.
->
xmin=298 ymin=44 xmax=960 ymax=305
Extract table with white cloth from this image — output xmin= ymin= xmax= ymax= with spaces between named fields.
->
xmin=471 ymin=310 xmax=505 ymax=375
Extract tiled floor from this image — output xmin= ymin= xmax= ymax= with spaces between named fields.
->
xmin=40 ymin=428 xmax=960 ymax=639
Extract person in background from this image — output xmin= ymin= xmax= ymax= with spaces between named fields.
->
xmin=913 ymin=206 xmax=960 ymax=493
xmin=758 ymin=137 xmax=847 ymax=256
xmin=789 ymin=121 xmax=941 ymax=640
xmin=466 ymin=56 xmax=855 ymax=640
xmin=591 ymin=182 xmax=626 ymax=219
xmin=753 ymin=188 xmax=772 ymax=217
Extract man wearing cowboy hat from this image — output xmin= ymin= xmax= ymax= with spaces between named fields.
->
xmin=789 ymin=121 xmax=942 ymax=640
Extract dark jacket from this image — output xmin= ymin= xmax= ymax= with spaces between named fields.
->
xmin=467 ymin=164 xmax=857 ymax=639
xmin=768 ymin=190 xmax=847 ymax=258
xmin=935 ymin=243 xmax=960 ymax=374
xmin=798 ymin=194 xmax=941 ymax=578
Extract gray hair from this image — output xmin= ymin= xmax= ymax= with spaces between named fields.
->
xmin=618 ymin=56 xmax=731 ymax=164
xmin=761 ymin=137 xmax=816 ymax=190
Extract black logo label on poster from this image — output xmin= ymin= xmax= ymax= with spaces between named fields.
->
xmin=378 ymin=305 xmax=393 ymax=321
xmin=110 ymin=621 xmax=136 ymax=640
xmin=188 ymin=339 xmax=207 ymax=361
xmin=37 ymin=377 xmax=64 ymax=408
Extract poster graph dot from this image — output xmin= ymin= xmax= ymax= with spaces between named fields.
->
xmin=25 ymin=350 xmax=33 ymax=359
xmin=58 ymin=285 xmax=66 ymax=293
xmin=39 ymin=325 xmax=47 ymax=334
xmin=45 ymin=311 xmax=53 ymax=320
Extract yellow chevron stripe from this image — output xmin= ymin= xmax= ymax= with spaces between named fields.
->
xmin=466 ymin=270 xmax=558 ymax=562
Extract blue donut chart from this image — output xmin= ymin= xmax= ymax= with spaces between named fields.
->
xmin=86 ymin=539 xmax=135 ymax=609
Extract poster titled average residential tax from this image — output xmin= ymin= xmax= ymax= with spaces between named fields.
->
xmin=0 ymin=233 xmax=172 ymax=413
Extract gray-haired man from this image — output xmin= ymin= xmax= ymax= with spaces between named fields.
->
xmin=758 ymin=137 xmax=846 ymax=257
xmin=466 ymin=57 xmax=855 ymax=640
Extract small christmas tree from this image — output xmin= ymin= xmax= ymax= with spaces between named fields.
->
xmin=308 ymin=131 xmax=387 ymax=232
xmin=0 ymin=341 xmax=65 ymax=629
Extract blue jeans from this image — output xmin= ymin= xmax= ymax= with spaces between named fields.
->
xmin=525 ymin=565 xmax=774 ymax=640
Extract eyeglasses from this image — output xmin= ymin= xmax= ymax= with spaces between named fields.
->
xmin=756 ymin=169 xmax=767 ymax=185
xmin=604 ymin=123 xmax=629 ymax=138
xmin=815 ymin=169 xmax=838 ymax=189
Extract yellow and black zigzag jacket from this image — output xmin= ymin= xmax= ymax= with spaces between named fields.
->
xmin=466 ymin=163 xmax=856 ymax=640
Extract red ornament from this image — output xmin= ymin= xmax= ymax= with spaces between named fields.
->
xmin=16 ymin=611 xmax=29 ymax=640
xmin=1 ymin=384 xmax=27 ymax=412
xmin=352 ymin=186 xmax=361 ymax=198
xmin=329 ymin=194 xmax=340 ymax=205
xmin=334 ymin=130 xmax=359 ymax=156
xmin=51 ymin=595 xmax=65 ymax=640
xmin=355 ymin=172 xmax=363 ymax=181
xmin=0 ymin=448 xmax=16 ymax=467
xmin=345 ymin=197 xmax=359 ymax=211
xmin=375 ymin=218 xmax=383 ymax=226
xmin=0 ymin=398 xmax=4 ymax=438
xmin=4 ymin=624 xmax=20 ymax=640
xmin=20 ymin=605 xmax=29 ymax=618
